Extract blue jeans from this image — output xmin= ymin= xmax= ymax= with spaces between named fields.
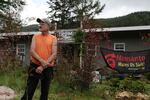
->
xmin=21 ymin=63 xmax=53 ymax=100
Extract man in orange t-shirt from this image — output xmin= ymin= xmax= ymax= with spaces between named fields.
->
xmin=21 ymin=18 xmax=57 ymax=100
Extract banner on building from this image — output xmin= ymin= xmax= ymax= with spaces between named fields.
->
xmin=100 ymin=48 xmax=150 ymax=74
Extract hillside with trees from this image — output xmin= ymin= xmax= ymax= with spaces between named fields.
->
xmin=95 ymin=11 xmax=150 ymax=28
xmin=21 ymin=11 xmax=150 ymax=31
xmin=21 ymin=24 xmax=39 ymax=32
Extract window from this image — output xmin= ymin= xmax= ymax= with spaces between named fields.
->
xmin=16 ymin=44 xmax=26 ymax=62
xmin=114 ymin=43 xmax=125 ymax=51
xmin=87 ymin=44 xmax=98 ymax=56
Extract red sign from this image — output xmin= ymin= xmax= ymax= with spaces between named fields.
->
xmin=100 ymin=48 xmax=150 ymax=73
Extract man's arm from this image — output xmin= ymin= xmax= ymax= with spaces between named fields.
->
xmin=47 ymin=37 xmax=57 ymax=64
xmin=30 ymin=35 xmax=49 ymax=67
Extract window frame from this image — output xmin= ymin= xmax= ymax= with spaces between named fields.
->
xmin=114 ymin=43 xmax=125 ymax=51
xmin=16 ymin=44 xmax=26 ymax=61
xmin=86 ymin=44 xmax=98 ymax=56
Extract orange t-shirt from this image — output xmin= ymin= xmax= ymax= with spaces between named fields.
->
xmin=31 ymin=33 xmax=57 ymax=67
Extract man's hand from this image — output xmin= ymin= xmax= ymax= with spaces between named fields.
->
xmin=36 ymin=66 xmax=44 ymax=74
xmin=40 ymin=59 xmax=49 ymax=67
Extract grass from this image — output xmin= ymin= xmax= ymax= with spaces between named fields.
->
xmin=0 ymin=67 xmax=150 ymax=100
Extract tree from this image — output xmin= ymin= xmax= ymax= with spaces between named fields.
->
xmin=73 ymin=0 xmax=105 ymax=29
xmin=72 ymin=0 xmax=105 ymax=71
xmin=96 ymin=11 xmax=150 ymax=28
xmin=47 ymin=0 xmax=75 ymax=28
xmin=47 ymin=0 xmax=105 ymax=29
xmin=72 ymin=18 xmax=102 ymax=91
xmin=47 ymin=0 xmax=105 ymax=91
xmin=0 ymin=0 xmax=25 ymax=33
xmin=0 ymin=0 xmax=25 ymax=66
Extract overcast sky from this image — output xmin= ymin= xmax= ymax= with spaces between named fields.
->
xmin=21 ymin=0 xmax=150 ymax=25
xmin=96 ymin=0 xmax=150 ymax=18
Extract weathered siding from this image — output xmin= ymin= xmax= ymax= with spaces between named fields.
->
xmin=15 ymin=36 xmax=32 ymax=66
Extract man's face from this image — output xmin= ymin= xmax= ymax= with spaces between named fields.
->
xmin=39 ymin=22 xmax=49 ymax=32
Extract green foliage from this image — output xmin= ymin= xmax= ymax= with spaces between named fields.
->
xmin=47 ymin=0 xmax=105 ymax=29
xmin=119 ymin=78 xmax=145 ymax=93
xmin=0 ymin=67 xmax=27 ymax=92
xmin=47 ymin=0 xmax=77 ymax=28
xmin=90 ymin=83 xmax=114 ymax=100
xmin=109 ymin=78 xmax=120 ymax=88
xmin=73 ymin=0 xmax=105 ymax=20
xmin=0 ymin=0 xmax=10 ymax=10
xmin=109 ymin=77 xmax=146 ymax=93
xmin=144 ymin=72 xmax=150 ymax=80
xmin=21 ymin=11 xmax=150 ymax=31
xmin=72 ymin=29 xmax=86 ymax=57
xmin=127 ymin=80 xmax=145 ymax=93
xmin=0 ymin=0 xmax=25 ymax=33
xmin=0 ymin=0 xmax=25 ymax=14
xmin=21 ymin=24 xmax=39 ymax=32
xmin=0 ymin=57 xmax=22 ymax=72
xmin=73 ymin=29 xmax=85 ymax=43
xmin=54 ymin=50 xmax=73 ymax=90
xmin=96 ymin=11 xmax=150 ymax=27
xmin=0 ymin=66 xmax=150 ymax=99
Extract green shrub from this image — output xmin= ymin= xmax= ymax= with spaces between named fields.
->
xmin=109 ymin=78 xmax=120 ymax=88
xmin=126 ymin=80 xmax=145 ymax=93
xmin=0 ymin=57 xmax=21 ymax=73
xmin=109 ymin=77 xmax=146 ymax=93
xmin=119 ymin=78 xmax=132 ymax=91
xmin=144 ymin=72 xmax=150 ymax=80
